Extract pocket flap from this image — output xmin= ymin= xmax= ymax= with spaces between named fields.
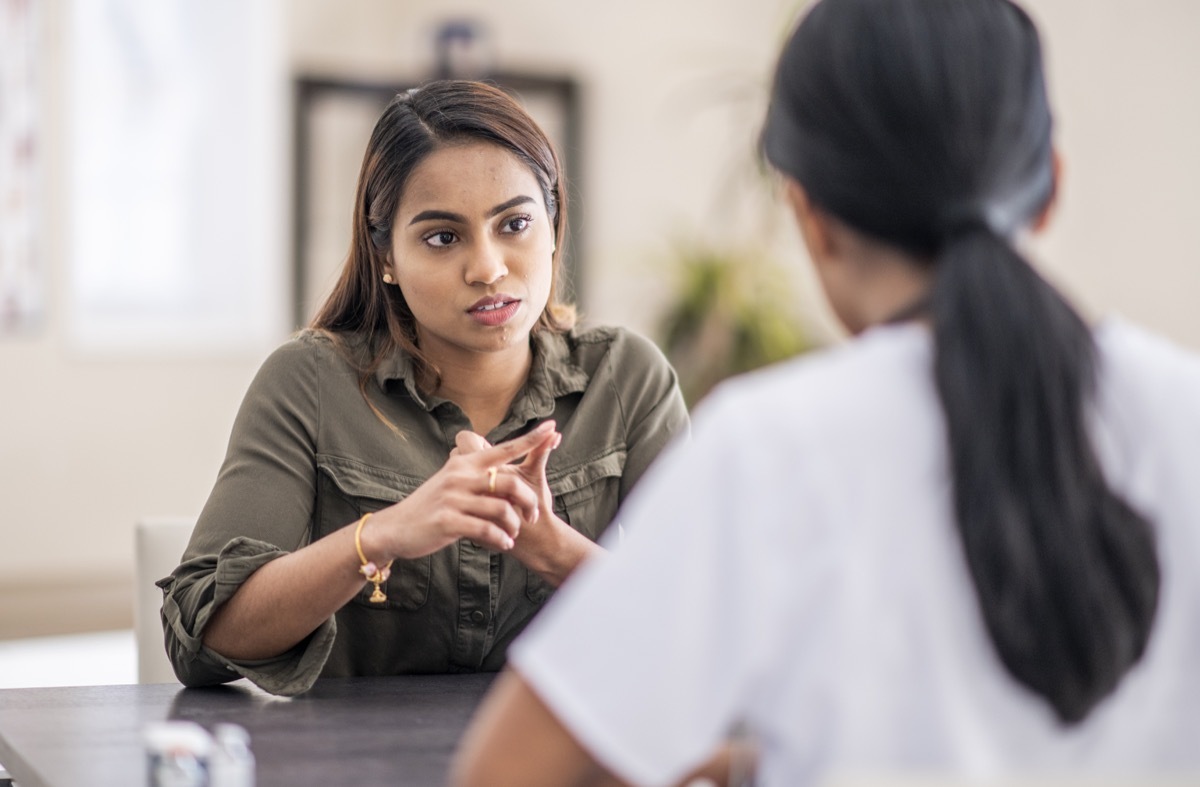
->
xmin=547 ymin=448 xmax=626 ymax=497
xmin=316 ymin=454 xmax=424 ymax=504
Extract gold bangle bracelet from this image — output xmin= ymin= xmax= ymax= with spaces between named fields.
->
xmin=354 ymin=513 xmax=393 ymax=604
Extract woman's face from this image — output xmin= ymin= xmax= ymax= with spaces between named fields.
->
xmin=387 ymin=141 xmax=554 ymax=365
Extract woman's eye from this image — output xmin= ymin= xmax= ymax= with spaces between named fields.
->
xmin=425 ymin=231 xmax=457 ymax=247
xmin=502 ymin=215 xmax=532 ymax=234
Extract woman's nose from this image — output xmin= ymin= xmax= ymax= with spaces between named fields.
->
xmin=465 ymin=239 xmax=508 ymax=285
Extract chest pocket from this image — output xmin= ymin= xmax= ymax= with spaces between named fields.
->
xmin=315 ymin=454 xmax=431 ymax=611
xmin=526 ymin=448 xmax=627 ymax=604
xmin=548 ymin=448 xmax=627 ymax=539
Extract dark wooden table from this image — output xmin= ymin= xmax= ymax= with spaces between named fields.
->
xmin=0 ymin=674 xmax=495 ymax=786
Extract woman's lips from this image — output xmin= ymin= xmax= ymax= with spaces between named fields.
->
xmin=467 ymin=297 xmax=522 ymax=327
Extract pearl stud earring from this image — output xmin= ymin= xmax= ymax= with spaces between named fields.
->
xmin=382 ymin=273 xmax=394 ymax=284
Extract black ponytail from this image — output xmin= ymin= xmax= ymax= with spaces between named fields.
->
xmin=931 ymin=229 xmax=1159 ymax=722
xmin=763 ymin=0 xmax=1161 ymax=723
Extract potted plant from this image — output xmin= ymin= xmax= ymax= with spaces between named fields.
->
xmin=657 ymin=245 xmax=817 ymax=406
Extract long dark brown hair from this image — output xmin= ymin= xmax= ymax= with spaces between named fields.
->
xmin=763 ymin=0 xmax=1159 ymax=724
xmin=311 ymin=79 xmax=576 ymax=403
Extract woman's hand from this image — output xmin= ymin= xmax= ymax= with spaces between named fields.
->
xmin=454 ymin=427 xmax=559 ymax=525
xmin=363 ymin=421 xmax=558 ymax=561
xmin=453 ymin=424 xmax=601 ymax=586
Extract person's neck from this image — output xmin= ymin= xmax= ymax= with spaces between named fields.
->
xmin=863 ymin=261 xmax=932 ymax=328
xmin=422 ymin=341 xmax=534 ymax=437
xmin=845 ymin=243 xmax=934 ymax=334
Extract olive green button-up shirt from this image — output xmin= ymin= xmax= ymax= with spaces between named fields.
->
xmin=158 ymin=325 xmax=688 ymax=696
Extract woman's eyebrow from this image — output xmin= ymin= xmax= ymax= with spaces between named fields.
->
xmin=408 ymin=209 xmax=465 ymax=226
xmin=486 ymin=195 xmax=535 ymax=217
xmin=407 ymin=195 xmax=535 ymax=227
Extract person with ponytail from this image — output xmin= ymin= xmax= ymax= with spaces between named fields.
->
xmin=452 ymin=1 xmax=1200 ymax=784
xmin=157 ymin=80 xmax=687 ymax=696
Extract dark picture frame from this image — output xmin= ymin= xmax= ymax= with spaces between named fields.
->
xmin=291 ymin=72 xmax=583 ymax=329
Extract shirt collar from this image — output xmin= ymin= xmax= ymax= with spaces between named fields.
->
xmin=372 ymin=329 xmax=590 ymax=418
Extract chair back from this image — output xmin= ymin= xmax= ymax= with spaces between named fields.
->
xmin=134 ymin=517 xmax=195 ymax=684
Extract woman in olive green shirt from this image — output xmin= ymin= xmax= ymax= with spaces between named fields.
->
xmin=159 ymin=81 xmax=688 ymax=696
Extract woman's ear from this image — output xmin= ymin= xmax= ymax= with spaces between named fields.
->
xmin=785 ymin=179 xmax=836 ymax=265
xmin=1031 ymin=147 xmax=1062 ymax=235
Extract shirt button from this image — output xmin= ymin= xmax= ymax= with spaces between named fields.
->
xmin=470 ymin=610 xmax=486 ymax=624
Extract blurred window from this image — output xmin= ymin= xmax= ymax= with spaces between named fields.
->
xmin=0 ymin=0 xmax=41 ymax=335
xmin=67 ymin=0 xmax=285 ymax=353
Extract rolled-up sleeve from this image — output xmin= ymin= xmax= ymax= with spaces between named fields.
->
xmin=158 ymin=336 xmax=329 ymax=695
xmin=158 ymin=537 xmax=336 ymax=695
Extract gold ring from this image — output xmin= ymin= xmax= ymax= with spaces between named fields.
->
xmin=486 ymin=466 xmax=498 ymax=494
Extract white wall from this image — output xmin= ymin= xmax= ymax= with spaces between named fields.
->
xmin=2 ymin=0 xmax=1198 ymax=636
xmin=1028 ymin=0 xmax=1200 ymax=342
